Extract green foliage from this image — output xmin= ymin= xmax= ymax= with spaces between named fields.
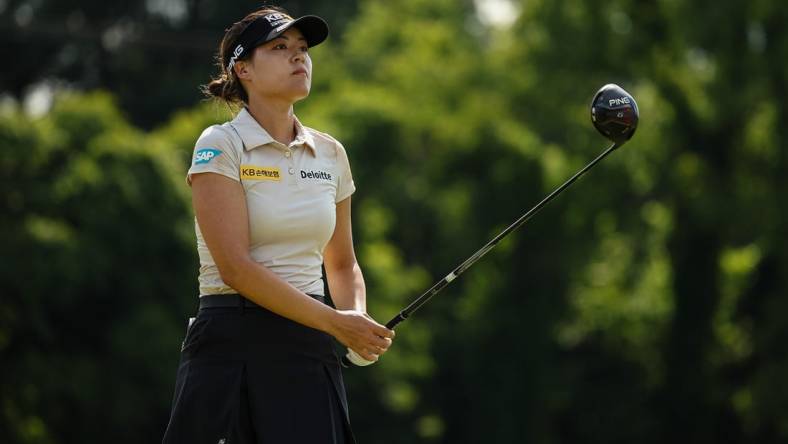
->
xmin=0 ymin=93 xmax=196 ymax=443
xmin=0 ymin=0 xmax=366 ymax=128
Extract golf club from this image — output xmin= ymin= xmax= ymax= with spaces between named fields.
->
xmin=342 ymin=83 xmax=639 ymax=367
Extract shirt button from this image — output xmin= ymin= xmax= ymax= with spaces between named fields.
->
xmin=285 ymin=151 xmax=291 ymax=158
xmin=288 ymin=168 xmax=295 ymax=175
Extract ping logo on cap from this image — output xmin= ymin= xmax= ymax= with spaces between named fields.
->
xmin=194 ymin=148 xmax=222 ymax=165
xmin=227 ymin=44 xmax=244 ymax=71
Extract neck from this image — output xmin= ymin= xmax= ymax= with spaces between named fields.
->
xmin=246 ymin=98 xmax=296 ymax=145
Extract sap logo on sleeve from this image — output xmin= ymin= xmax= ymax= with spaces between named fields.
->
xmin=194 ymin=148 xmax=222 ymax=165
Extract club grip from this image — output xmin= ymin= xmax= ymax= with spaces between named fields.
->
xmin=340 ymin=348 xmax=375 ymax=368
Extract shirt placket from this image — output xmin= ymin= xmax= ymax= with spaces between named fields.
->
xmin=284 ymin=144 xmax=299 ymax=188
xmin=289 ymin=139 xmax=311 ymax=189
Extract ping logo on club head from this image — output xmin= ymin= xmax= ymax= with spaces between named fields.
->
xmin=608 ymin=96 xmax=631 ymax=106
xmin=194 ymin=148 xmax=222 ymax=165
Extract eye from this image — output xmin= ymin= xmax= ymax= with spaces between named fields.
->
xmin=273 ymin=43 xmax=287 ymax=50
xmin=300 ymin=46 xmax=309 ymax=53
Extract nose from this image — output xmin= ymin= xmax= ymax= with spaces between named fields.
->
xmin=292 ymin=49 xmax=305 ymax=63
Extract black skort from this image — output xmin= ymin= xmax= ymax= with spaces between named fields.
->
xmin=162 ymin=294 xmax=356 ymax=444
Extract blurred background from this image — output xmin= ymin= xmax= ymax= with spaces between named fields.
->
xmin=2 ymin=0 xmax=787 ymax=442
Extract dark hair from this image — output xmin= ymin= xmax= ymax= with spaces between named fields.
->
xmin=201 ymin=5 xmax=291 ymax=104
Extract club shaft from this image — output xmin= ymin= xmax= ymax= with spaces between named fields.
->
xmin=342 ymin=141 xmax=621 ymax=367
xmin=386 ymin=142 xmax=620 ymax=329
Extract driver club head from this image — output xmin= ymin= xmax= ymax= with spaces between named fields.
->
xmin=590 ymin=84 xmax=639 ymax=145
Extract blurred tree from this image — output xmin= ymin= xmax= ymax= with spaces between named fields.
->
xmin=494 ymin=0 xmax=788 ymax=443
xmin=0 ymin=0 xmax=361 ymax=128
xmin=0 ymin=93 xmax=197 ymax=442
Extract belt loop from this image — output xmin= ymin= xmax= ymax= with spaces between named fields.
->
xmin=239 ymin=294 xmax=245 ymax=315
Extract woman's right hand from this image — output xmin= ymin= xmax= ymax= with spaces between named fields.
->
xmin=328 ymin=310 xmax=395 ymax=362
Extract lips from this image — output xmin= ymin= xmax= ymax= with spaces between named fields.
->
xmin=292 ymin=68 xmax=308 ymax=76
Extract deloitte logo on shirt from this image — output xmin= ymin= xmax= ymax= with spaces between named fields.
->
xmin=194 ymin=148 xmax=222 ymax=165
xmin=300 ymin=170 xmax=332 ymax=181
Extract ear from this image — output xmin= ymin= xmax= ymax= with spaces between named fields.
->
xmin=234 ymin=60 xmax=252 ymax=81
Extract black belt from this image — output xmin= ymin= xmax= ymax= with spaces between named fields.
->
xmin=199 ymin=293 xmax=324 ymax=309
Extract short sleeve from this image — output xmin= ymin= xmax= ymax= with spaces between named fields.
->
xmin=186 ymin=125 xmax=242 ymax=185
xmin=335 ymin=141 xmax=356 ymax=203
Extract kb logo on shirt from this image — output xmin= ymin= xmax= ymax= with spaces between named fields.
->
xmin=241 ymin=165 xmax=281 ymax=181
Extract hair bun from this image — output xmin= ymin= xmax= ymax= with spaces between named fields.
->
xmin=205 ymin=76 xmax=226 ymax=99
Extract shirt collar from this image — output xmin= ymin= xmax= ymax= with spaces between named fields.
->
xmin=292 ymin=115 xmax=316 ymax=154
xmin=230 ymin=107 xmax=316 ymax=155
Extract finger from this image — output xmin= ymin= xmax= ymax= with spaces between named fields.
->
xmin=369 ymin=335 xmax=390 ymax=349
xmin=360 ymin=350 xmax=379 ymax=362
xmin=360 ymin=314 xmax=395 ymax=339
xmin=373 ymin=325 xmax=395 ymax=339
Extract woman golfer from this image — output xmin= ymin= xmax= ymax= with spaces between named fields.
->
xmin=162 ymin=6 xmax=394 ymax=443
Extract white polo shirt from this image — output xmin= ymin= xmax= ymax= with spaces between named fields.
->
xmin=187 ymin=108 xmax=356 ymax=296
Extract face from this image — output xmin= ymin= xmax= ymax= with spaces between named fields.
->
xmin=234 ymin=27 xmax=312 ymax=104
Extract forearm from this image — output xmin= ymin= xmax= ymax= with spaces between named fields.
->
xmin=325 ymin=262 xmax=366 ymax=312
xmin=221 ymin=257 xmax=338 ymax=333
